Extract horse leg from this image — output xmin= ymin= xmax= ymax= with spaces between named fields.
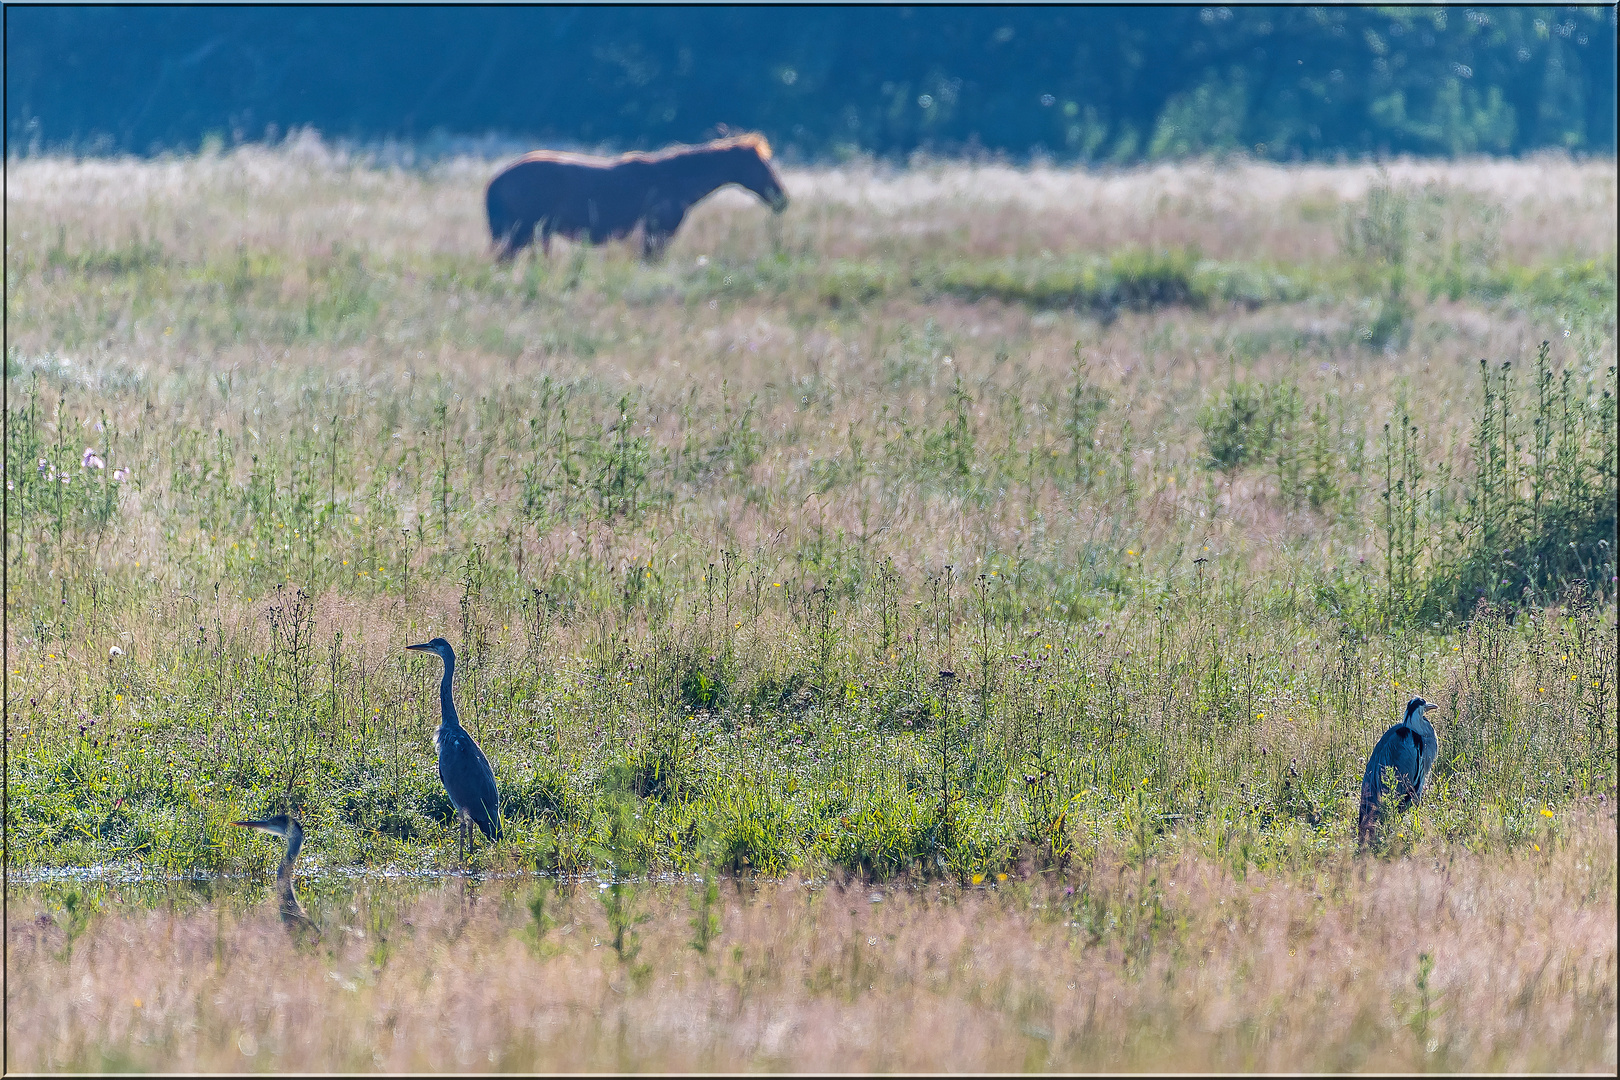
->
xmin=493 ymin=219 xmax=530 ymax=262
xmin=642 ymin=205 xmax=683 ymax=261
xmin=642 ymin=229 xmax=671 ymax=262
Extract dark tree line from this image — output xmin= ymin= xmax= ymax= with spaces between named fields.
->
xmin=6 ymin=6 xmax=1614 ymax=160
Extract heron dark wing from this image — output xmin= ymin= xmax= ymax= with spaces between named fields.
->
xmin=1359 ymin=725 xmax=1404 ymax=844
xmin=463 ymin=735 xmax=502 ymax=840
xmin=1390 ymin=727 xmax=1422 ymax=793
xmin=1414 ymin=729 xmax=1438 ymax=798
xmin=1361 ymin=723 xmax=1428 ymax=842
xmin=438 ymin=727 xmax=502 ymax=841
xmin=1360 ymin=725 xmax=1407 ymax=798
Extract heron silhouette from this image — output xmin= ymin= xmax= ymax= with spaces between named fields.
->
xmin=232 ymin=814 xmax=316 ymax=930
xmin=407 ymin=637 xmax=503 ymax=860
xmin=1358 ymin=695 xmax=1441 ymax=846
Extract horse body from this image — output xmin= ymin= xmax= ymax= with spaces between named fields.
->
xmin=486 ymin=135 xmax=787 ymax=260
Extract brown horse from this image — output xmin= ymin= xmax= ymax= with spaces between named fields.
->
xmin=485 ymin=133 xmax=787 ymax=260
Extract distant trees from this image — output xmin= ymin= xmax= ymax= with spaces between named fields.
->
xmin=7 ymin=6 xmax=1614 ymax=160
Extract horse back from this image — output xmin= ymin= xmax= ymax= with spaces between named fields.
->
xmin=489 ymin=154 xmax=667 ymax=239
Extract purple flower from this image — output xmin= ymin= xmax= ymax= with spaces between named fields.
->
xmin=82 ymin=448 xmax=106 ymax=470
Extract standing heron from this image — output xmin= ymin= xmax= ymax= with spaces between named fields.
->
xmin=406 ymin=637 xmax=503 ymax=860
xmin=232 ymin=814 xmax=315 ymax=929
xmin=1358 ymin=696 xmax=1441 ymax=846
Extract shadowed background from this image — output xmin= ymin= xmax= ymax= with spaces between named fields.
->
xmin=6 ymin=5 xmax=1616 ymax=160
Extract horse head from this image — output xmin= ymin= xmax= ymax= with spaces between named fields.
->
xmin=727 ymin=134 xmax=788 ymax=213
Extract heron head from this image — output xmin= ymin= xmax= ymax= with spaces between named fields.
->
xmin=1405 ymin=696 xmax=1440 ymax=722
xmin=232 ymin=813 xmax=297 ymax=839
xmin=406 ymin=637 xmax=455 ymax=662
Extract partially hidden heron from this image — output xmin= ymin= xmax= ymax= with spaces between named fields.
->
xmin=232 ymin=813 xmax=316 ymax=929
xmin=407 ymin=637 xmax=503 ymax=860
xmin=1358 ymin=695 xmax=1441 ymax=846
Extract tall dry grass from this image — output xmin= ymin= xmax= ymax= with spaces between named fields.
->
xmin=8 ymin=809 xmax=1614 ymax=1072
xmin=9 ymin=136 xmax=1614 ymax=263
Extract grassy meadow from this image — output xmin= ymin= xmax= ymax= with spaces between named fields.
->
xmin=5 ymin=136 xmax=1617 ymax=1070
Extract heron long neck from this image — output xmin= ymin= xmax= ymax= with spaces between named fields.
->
xmin=438 ymin=654 xmax=460 ymax=729
xmin=277 ymin=824 xmax=304 ymax=887
xmin=1408 ymin=709 xmax=1435 ymax=743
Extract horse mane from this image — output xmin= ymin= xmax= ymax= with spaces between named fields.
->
xmin=716 ymin=133 xmax=773 ymax=160
xmin=638 ymin=134 xmax=773 ymax=162
xmin=511 ymin=134 xmax=773 ymax=168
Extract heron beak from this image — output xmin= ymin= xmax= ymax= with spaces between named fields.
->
xmin=232 ymin=818 xmax=284 ymax=837
xmin=405 ymin=642 xmax=433 ymax=652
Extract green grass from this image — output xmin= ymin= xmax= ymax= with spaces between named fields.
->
xmin=11 ymin=234 xmax=1610 ymax=355
xmin=5 ymin=150 xmax=1615 ymax=883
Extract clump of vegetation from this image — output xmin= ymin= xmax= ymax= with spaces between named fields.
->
xmin=1198 ymin=378 xmax=1298 ymax=470
xmin=1411 ymin=344 xmax=1617 ymax=619
xmin=930 ymin=248 xmax=1212 ymax=315
xmin=1340 ymin=179 xmax=1417 ymax=350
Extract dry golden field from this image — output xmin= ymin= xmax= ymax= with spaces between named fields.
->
xmin=8 ymin=811 xmax=1614 ymax=1071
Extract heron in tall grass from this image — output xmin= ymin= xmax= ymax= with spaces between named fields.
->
xmin=407 ymin=637 xmax=503 ymax=861
xmin=232 ymin=814 xmax=315 ymax=929
xmin=1358 ymin=696 xmax=1440 ymax=846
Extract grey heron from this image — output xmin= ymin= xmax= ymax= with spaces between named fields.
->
xmin=1358 ymin=695 xmax=1440 ymax=846
xmin=406 ymin=637 xmax=503 ymax=860
xmin=232 ymin=814 xmax=315 ymax=929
